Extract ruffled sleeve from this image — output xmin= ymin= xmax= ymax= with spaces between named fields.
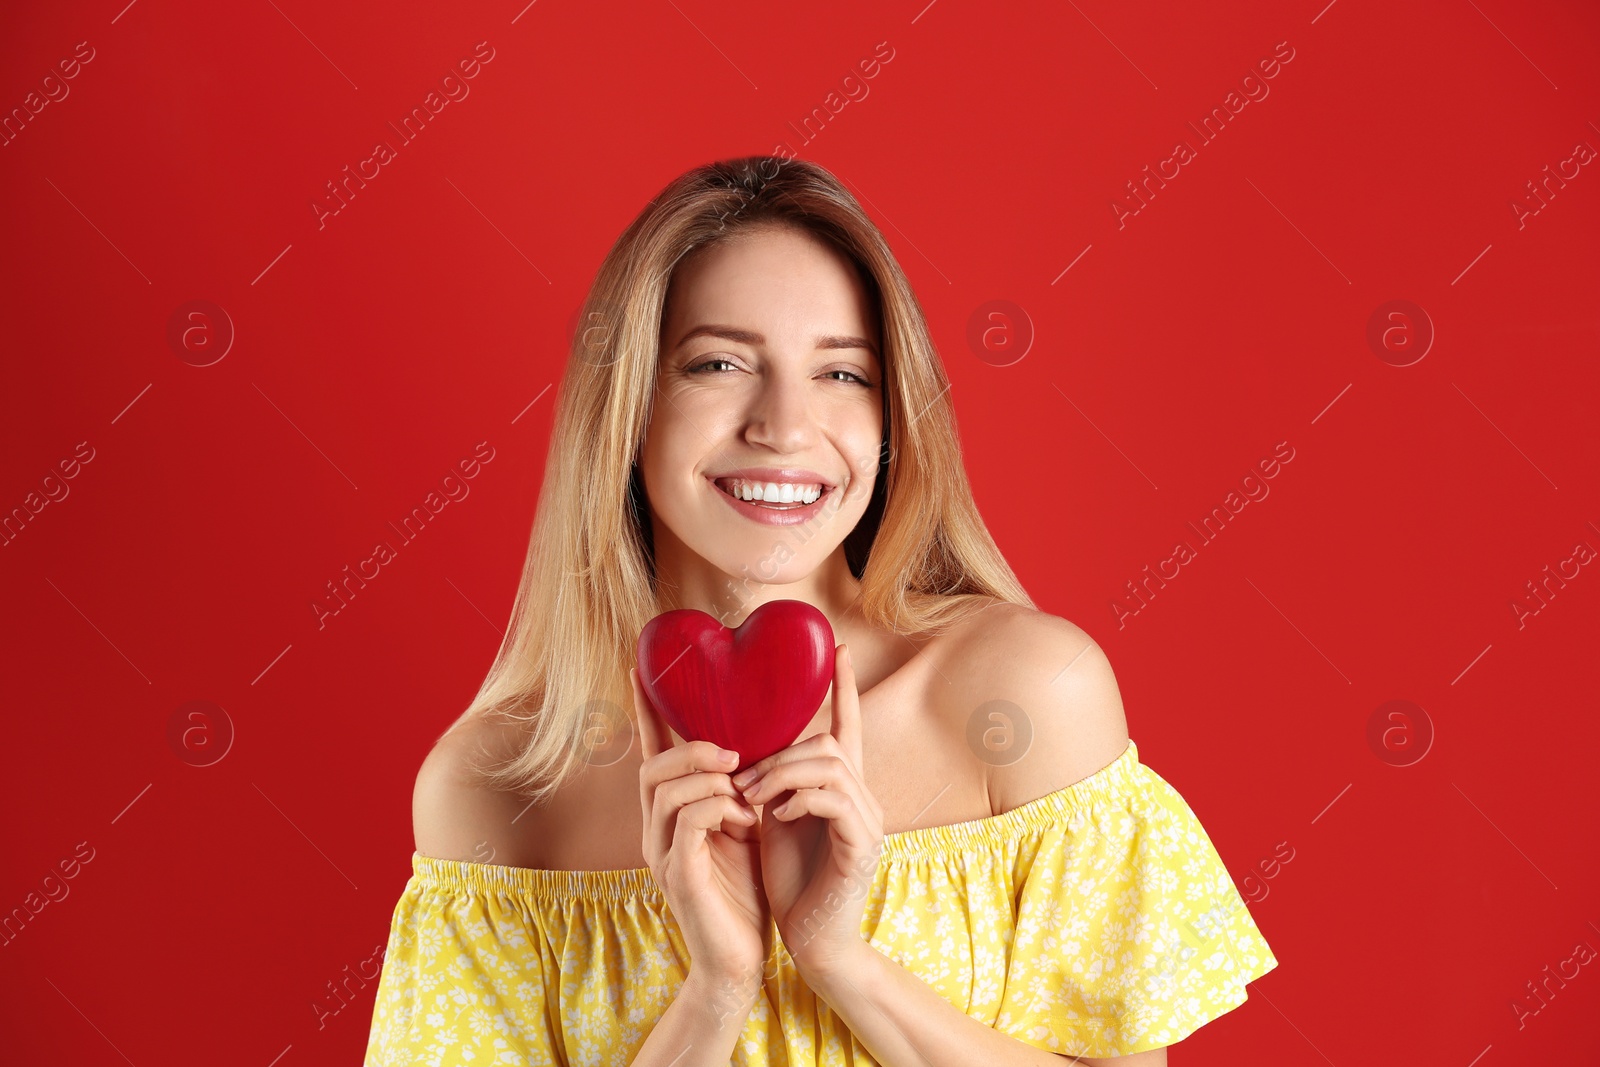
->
xmin=988 ymin=742 xmax=1278 ymax=1056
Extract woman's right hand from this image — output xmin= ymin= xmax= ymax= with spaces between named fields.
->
xmin=633 ymin=667 xmax=771 ymax=992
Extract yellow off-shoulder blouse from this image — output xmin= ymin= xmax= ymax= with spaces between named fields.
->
xmin=363 ymin=740 xmax=1278 ymax=1064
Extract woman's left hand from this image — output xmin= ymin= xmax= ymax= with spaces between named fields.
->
xmin=733 ymin=643 xmax=885 ymax=982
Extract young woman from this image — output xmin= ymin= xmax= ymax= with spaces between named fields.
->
xmin=363 ymin=156 xmax=1277 ymax=1066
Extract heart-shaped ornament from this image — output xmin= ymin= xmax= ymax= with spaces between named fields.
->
xmin=636 ymin=599 xmax=835 ymax=773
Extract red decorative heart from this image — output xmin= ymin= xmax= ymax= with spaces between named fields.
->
xmin=636 ymin=600 xmax=835 ymax=773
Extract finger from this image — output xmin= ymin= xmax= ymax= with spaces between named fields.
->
xmin=644 ymin=750 xmax=745 ymax=862
xmin=649 ymin=775 xmax=727 ymax=863
xmin=636 ymin=666 xmax=742 ymax=818
xmin=731 ymin=733 xmax=832 ymax=790
xmin=633 ymin=667 xmax=676 ymax=831
xmin=739 ymin=755 xmax=848 ymax=802
xmin=767 ymin=787 xmax=878 ymax=853
xmin=830 ymin=643 xmax=863 ymax=774
xmin=739 ymin=756 xmax=879 ymax=836
xmin=632 ymin=668 xmax=659 ymax=762
xmin=674 ymin=794 xmax=758 ymax=859
xmin=682 ymin=792 xmax=757 ymax=831
xmin=718 ymin=800 xmax=762 ymax=844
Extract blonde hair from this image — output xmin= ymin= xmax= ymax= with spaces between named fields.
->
xmin=447 ymin=155 xmax=1034 ymax=804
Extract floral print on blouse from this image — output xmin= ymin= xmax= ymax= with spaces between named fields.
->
xmin=364 ymin=740 xmax=1278 ymax=1064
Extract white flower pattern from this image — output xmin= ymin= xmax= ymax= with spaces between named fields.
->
xmin=364 ymin=741 xmax=1277 ymax=1064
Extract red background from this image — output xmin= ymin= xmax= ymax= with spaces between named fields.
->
xmin=3 ymin=0 xmax=1597 ymax=1063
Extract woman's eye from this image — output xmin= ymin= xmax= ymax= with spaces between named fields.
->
xmin=686 ymin=360 xmax=870 ymax=386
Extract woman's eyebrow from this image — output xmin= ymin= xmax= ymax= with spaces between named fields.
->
xmin=676 ymin=323 xmax=878 ymax=357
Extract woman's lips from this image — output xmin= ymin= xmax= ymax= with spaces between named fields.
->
xmin=709 ymin=477 xmax=836 ymax=526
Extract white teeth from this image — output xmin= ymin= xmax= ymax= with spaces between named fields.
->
xmin=718 ymin=479 xmax=824 ymax=505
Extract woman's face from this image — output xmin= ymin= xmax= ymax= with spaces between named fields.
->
xmin=639 ymin=223 xmax=884 ymax=593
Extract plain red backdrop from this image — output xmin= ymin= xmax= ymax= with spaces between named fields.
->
xmin=2 ymin=0 xmax=1597 ymax=1063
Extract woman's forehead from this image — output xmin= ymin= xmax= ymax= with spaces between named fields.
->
xmin=663 ymin=234 xmax=880 ymax=349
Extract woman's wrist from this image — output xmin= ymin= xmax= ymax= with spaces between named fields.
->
xmin=792 ymin=938 xmax=874 ymax=1002
xmin=686 ymin=963 xmax=766 ymax=1030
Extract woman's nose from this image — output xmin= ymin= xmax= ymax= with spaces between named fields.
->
xmin=743 ymin=378 xmax=817 ymax=452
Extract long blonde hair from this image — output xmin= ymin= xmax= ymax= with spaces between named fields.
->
xmin=447 ymin=155 xmax=1034 ymax=803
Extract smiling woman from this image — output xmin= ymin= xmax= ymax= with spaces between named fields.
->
xmin=362 ymin=156 xmax=1276 ymax=1066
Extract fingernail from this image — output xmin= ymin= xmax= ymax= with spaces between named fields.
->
xmin=718 ymin=748 xmax=738 ymax=763
xmin=732 ymin=766 xmax=758 ymax=785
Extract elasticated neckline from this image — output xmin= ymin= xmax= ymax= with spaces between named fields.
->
xmin=411 ymin=740 xmax=1141 ymax=899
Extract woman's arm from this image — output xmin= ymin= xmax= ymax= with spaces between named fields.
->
xmin=802 ymin=944 xmax=1167 ymax=1066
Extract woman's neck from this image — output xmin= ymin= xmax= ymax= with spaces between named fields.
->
xmin=653 ymin=546 xmax=863 ymax=632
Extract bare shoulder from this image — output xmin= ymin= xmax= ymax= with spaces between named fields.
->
xmin=941 ymin=602 xmax=1130 ymax=816
xmin=412 ymin=716 xmax=542 ymax=867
